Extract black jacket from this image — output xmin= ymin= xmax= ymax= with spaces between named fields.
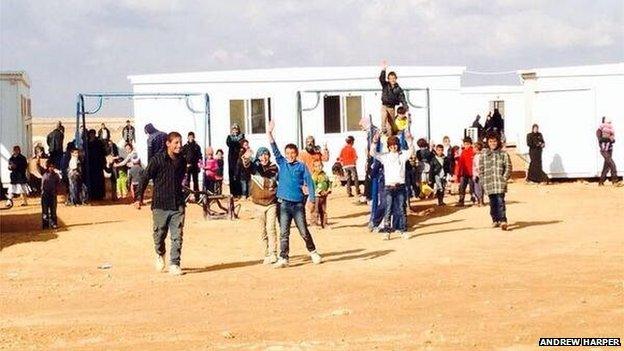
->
xmin=429 ymin=155 xmax=451 ymax=184
xmin=9 ymin=154 xmax=28 ymax=184
xmin=98 ymin=128 xmax=111 ymax=141
xmin=122 ymin=125 xmax=136 ymax=143
xmin=47 ymin=129 xmax=64 ymax=153
xmin=379 ymin=69 xmax=408 ymax=108
xmin=137 ymin=152 xmax=186 ymax=210
xmin=182 ymin=141 xmax=202 ymax=172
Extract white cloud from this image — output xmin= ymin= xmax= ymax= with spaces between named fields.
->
xmin=1 ymin=0 xmax=622 ymax=115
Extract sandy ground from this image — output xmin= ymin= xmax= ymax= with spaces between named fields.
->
xmin=1 ymin=181 xmax=623 ymax=350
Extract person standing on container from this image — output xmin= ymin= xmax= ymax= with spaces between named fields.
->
xmin=379 ymin=59 xmax=408 ymax=136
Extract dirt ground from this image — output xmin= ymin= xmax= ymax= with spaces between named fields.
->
xmin=1 ymin=181 xmax=623 ymax=350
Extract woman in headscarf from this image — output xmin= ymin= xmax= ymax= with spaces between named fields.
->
xmin=526 ymin=124 xmax=549 ymax=183
xmin=226 ymin=123 xmax=245 ymax=196
xmin=86 ymin=129 xmax=106 ymax=200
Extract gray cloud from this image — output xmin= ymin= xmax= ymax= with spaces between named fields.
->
xmin=1 ymin=0 xmax=622 ymax=116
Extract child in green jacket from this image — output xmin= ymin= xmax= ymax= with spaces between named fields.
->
xmin=312 ymin=160 xmax=331 ymax=228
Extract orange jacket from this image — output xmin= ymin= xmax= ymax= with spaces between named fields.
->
xmin=339 ymin=144 xmax=358 ymax=167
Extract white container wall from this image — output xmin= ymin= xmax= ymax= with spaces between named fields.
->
xmin=1 ymin=72 xmax=32 ymax=186
xmin=129 ymin=66 xmax=466 ymax=181
xmin=520 ymin=63 xmax=624 ymax=178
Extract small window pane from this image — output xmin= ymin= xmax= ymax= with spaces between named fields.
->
xmin=324 ymin=95 xmax=341 ymax=134
xmin=346 ymin=96 xmax=362 ymax=131
xmin=229 ymin=100 xmax=245 ymax=134
xmin=250 ymin=99 xmax=266 ymax=134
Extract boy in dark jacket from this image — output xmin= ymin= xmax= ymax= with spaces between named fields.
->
xmin=429 ymin=145 xmax=451 ymax=206
xmin=182 ymin=132 xmax=202 ymax=201
xmin=41 ymin=160 xmax=61 ymax=229
xmin=246 ymin=147 xmax=280 ymax=264
xmin=379 ymin=60 xmax=408 ymax=135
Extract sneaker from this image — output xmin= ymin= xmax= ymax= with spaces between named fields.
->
xmin=155 ymin=255 xmax=166 ymax=272
xmin=5 ymin=199 xmax=13 ymax=208
xmin=373 ymin=226 xmax=383 ymax=233
xmin=169 ymin=264 xmax=183 ymax=276
xmin=401 ymin=232 xmax=410 ymax=240
xmin=273 ymin=258 xmax=289 ymax=269
xmin=309 ymin=251 xmax=322 ymax=264
xmin=455 ymin=202 xmax=465 ymax=207
xmin=382 ymin=232 xmax=391 ymax=240
xmin=492 ymin=222 xmax=500 ymax=228
xmin=501 ymin=222 xmax=508 ymax=231
xmin=263 ymin=254 xmax=278 ymax=265
xmin=51 ymin=223 xmax=58 ymax=229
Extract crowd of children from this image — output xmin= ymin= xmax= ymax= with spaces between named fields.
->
xmin=3 ymin=64 xmax=567 ymax=275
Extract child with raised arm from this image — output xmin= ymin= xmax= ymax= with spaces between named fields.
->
xmin=266 ymin=119 xmax=322 ymax=268
xmin=379 ymin=59 xmax=408 ymax=136
xmin=370 ymin=130 xmax=414 ymax=240
xmin=479 ymin=131 xmax=512 ymax=231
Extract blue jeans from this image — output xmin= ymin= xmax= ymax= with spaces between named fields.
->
xmin=152 ymin=207 xmax=185 ymax=265
xmin=488 ymin=193 xmax=507 ymax=223
xmin=68 ymin=174 xmax=83 ymax=205
xmin=240 ymin=179 xmax=249 ymax=198
xmin=370 ymin=177 xmax=386 ymax=227
xmin=383 ymin=184 xmax=407 ymax=232
xmin=278 ymin=199 xmax=317 ymax=260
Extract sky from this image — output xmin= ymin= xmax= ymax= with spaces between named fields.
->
xmin=1 ymin=0 xmax=622 ymax=117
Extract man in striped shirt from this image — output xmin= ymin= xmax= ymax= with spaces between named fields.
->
xmin=136 ymin=131 xmax=187 ymax=276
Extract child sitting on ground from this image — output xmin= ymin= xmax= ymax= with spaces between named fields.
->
xmin=478 ymin=131 xmax=512 ymax=231
xmin=312 ymin=159 xmax=331 ymax=228
xmin=41 ymin=160 xmax=61 ymax=229
xmin=429 ymin=145 xmax=451 ymax=206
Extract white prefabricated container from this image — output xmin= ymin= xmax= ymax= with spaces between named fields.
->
xmin=128 ymin=66 xmax=466 ymax=181
xmin=1 ymin=71 xmax=32 ymax=186
xmin=519 ymin=63 xmax=624 ymax=178
xmin=460 ymin=85 xmax=525 ymax=146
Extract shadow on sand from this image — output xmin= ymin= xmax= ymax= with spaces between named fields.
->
xmin=0 ymin=212 xmax=65 ymax=251
xmin=183 ymin=248 xmax=394 ymax=274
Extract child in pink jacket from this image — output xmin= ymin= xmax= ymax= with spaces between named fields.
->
xmin=199 ymin=147 xmax=219 ymax=194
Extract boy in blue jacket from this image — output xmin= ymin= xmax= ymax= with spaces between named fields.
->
xmin=267 ymin=119 xmax=322 ymax=268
